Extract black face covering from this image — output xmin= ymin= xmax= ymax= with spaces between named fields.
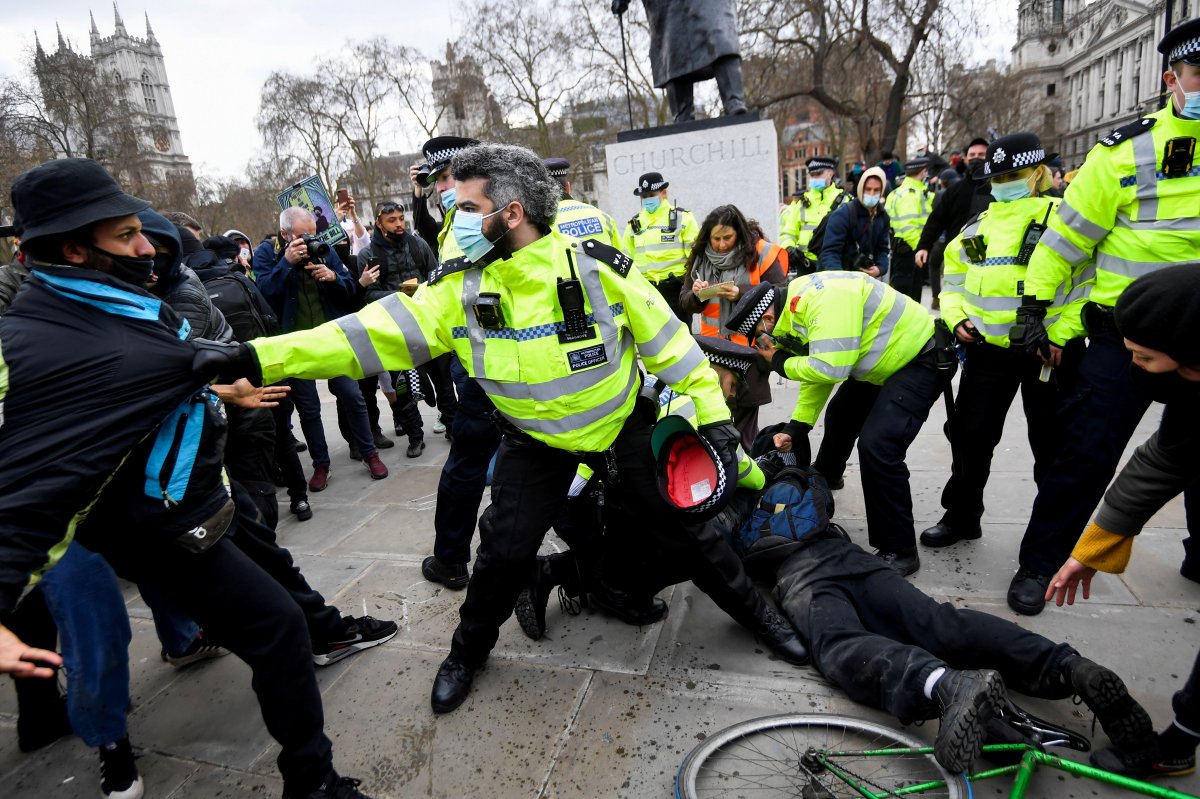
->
xmin=90 ymin=245 xmax=155 ymax=287
xmin=384 ymin=229 xmax=404 ymax=243
xmin=1130 ymin=365 xmax=1200 ymax=405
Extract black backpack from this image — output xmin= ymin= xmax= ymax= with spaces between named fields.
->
xmin=804 ymin=194 xmax=854 ymax=261
xmin=204 ymin=272 xmax=278 ymax=342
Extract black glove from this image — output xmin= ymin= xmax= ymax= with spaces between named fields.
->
xmin=770 ymin=348 xmax=791 ymax=377
xmin=611 ymin=0 xmax=629 ymax=13
xmin=192 ymin=339 xmax=262 ymax=386
xmin=780 ymin=420 xmax=812 ymax=467
xmin=698 ymin=421 xmax=742 ymax=482
xmin=1010 ymin=296 xmax=1052 ymax=359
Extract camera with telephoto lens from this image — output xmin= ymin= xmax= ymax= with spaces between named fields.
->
xmin=299 ymin=233 xmax=329 ymax=263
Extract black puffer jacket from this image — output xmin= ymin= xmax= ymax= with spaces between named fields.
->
xmin=0 ymin=258 xmax=32 ymax=316
xmin=358 ymin=227 xmax=439 ymax=305
xmin=140 ymin=210 xmax=234 ymax=343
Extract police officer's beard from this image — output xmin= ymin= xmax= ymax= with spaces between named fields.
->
xmin=480 ymin=215 xmax=514 ymax=265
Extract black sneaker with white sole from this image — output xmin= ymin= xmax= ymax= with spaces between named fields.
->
xmin=160 ymin=629 xmax=229 ymax=669
xmin=99 ymin=737 xmax=144 ymax=799
xmin=933 ymin=668 xmax=1006 ymax=774
xmin=312 ymin=615 xmax=398 ymax=666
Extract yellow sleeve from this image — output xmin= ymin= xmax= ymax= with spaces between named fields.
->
xmin=1071 ymin=522 xmax=1134 ymax=574
xmin=938 ymin=232 xmax=968 ymax=330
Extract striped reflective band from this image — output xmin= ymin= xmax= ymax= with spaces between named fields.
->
xmin=449 ymin=304 xmax=624 ymax=342
xmin=498 ymin=366 xmax=639 ymax=438
xmin=1132 ymin=133 xmax=1159 ymax=219
xmin=854 ymin=298 xmax=908 ymax=378
xmin=1095 ymin=252 xmax=1200 ymax=278
xmin=809 ymin=335 xmax=861 ymax=355
xmin=336 ymin=315 xmax=384 ymax=376
xmin=808 ymin=356 xmax=852 ymax=380
xmin=473 ymin=331 xmax=635 ymax=402
xmin=1114 ymin=211 xmax=1200 ymax=232
xmin=1057 ymin=202 xmax=1109 ymax=241
xmin=1038 ymin=229 xmax=1090 ymax=267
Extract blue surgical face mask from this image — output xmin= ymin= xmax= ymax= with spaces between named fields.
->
xmin=452 ymin=207 xmax=505 ymax=263
xmin=990 ymin=178 xmax=1032 ymax=202
xmin=810 ymin=178 xmax=827 ymax=192
xmin=1176 ymin=84 xmax=1200 ymax=120
xmin=440 ymin=186 xmax=457 ymax=211
xmin=861 ymin=193 xmax=881 ymax=209
xmin=642 ymin=197 xmax=661 ymax=214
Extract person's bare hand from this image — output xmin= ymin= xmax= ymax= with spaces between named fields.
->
xmin=216 ymin=380 xmax=290 ymax=408
xmin=283 ymin=236 xmax=308 ymax=265
xmin=359 ymin=265 xmax=380 ymax=287
xmin=306 ymin=263 xmax=336 ymax=283
xmin=345 ymin=196 xmax=358 ymax=218
xmin=861 ymin=265 xmax=881 ymax=278
xmin=1046 ymin=557 xmax=1097 ymax=607
xmin=773 ymin=432 xmax=793 ymax=452
xmin=753 ymin=336 xmax=778 ymax=363
xmin=915 ymin=249 xmax=929 ymax=268
xmin=1048 ymin=344 xmax=1063 ymax=368
xmin=692 ymin=279 xmax=709 ymax=297
xmin=717 ymin=284 xmax=740 ymax=300
xmin=0 ymin=625 xmax=61 ymax=679
xmin=955 ymin=321 xmax=981 ymax=343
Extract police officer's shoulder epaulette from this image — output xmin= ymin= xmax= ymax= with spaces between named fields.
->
xmin=1099 ymin=117 xmax=1156 ymax=147
xmin=581 ymin=239 xmax=633 ymax=277
xmin=427 ymin=256 xmax=473 ymax=286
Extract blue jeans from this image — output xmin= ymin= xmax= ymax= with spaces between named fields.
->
xmin=288 ymin=376 xmax=376 ymax=468
xmin=39 ymin=543 xmax=201 ymax=746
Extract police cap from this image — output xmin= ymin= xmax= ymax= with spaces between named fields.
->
xmin=974 ymin=132 xmax=1056 ymax=181
xmin=725 ymin=283 xmax=781 ymax=339
xmin=543 ymin=158 xmax=570 ymax=178
xmin=694 ymin=335 xmax=758 ymax=378
xmin=805 ymin=156 xmax=838 ymax=173
xmin=421 ymin=136 xmax=480 ymax=186
xmin=1159 ymin=18 xmax=1200 ymax=65
xmin=634 ymin=172 xmax=669 ymax=196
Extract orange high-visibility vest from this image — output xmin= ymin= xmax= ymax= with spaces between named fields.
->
xmin=699 ymin=239 xmax=788 ymax=344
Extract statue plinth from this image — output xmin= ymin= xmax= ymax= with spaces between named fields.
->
xmin=603 ymin=116 xmax=780 ymax=242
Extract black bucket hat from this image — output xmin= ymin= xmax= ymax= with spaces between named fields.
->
xmin=974 ymin=133 xmax=1057 ymax=181
xmin=12 ymin=158 xmax=150 ymax=243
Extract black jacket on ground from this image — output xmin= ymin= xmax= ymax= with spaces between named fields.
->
xmin=916 ymin=177 xmax=994 ymax=252
xmin=358 ymin=228 xmax=439 ymax=305
xmin=0 ymin=265 xmax=219 ymax=614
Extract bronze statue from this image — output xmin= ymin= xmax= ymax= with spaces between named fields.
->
xmin=612 ymin=0 xmax=749 ymax=124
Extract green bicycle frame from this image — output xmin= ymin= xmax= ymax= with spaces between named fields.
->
xmin=814 ymin=744 xmax=1199 ymax=799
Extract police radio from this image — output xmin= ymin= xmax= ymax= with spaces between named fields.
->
xmin=558 ymin=249 xmax=596 ymax=344
xmin=1015 ymin=206 xmax=1054 ymax=266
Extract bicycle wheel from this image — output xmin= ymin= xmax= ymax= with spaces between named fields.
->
xmin=676 ymin=713 xmax=969 ymax=799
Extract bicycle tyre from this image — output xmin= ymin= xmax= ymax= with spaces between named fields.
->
xmin=675 ymin=713 xmax=969 ymax=799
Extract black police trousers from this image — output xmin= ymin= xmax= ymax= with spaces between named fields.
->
xmin=433 ymin=356 xmax=501 ymax=566
xmin=97 ymin=483 xmax=335 ymax=794
xmin=938 ymin=341 xmax=1078 ymax=528
xmin=777 ymin=539 xmax=1077 ymax=724
xmin=448 ymin=412 xmax=770 ymax=666
xmin=1019 ymin=330 xmax=1197 ymax=575
xmin=813 ymin=350 xmax=956 ymax=552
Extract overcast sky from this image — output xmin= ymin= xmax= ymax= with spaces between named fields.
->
xmin=0 ymin=1 xmax=459 ymax=179
xmin=1 ymin=2 xmax=1017 ymax=180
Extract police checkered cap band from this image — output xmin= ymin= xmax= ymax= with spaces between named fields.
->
xmin=547 ymin=166 xmax=569 ymax=177
xmin=1010 ymin=148 xmax=1046 ymax=168
xmin=644 ymin=180 xmax=666 ymax=191
xmin=736 ymin=288 xmax=777 ymax=337
xmin=706 ymin=352 xmax=752 ymax=376
xmin=426 ymin=147 xmax=462 ymax=165
xmin=1170 ymin=37 xmax=1200 ymax=62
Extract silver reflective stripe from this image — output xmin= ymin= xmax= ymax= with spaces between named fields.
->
xmin=809 ymin=336 xmax=861 ymax=354
xmin=638 ymin=242 xmax=684 ymax=253
xmin=1114 ymin=211 xmax=1200 ymax=232
xmin=809 ymin=356 xmax=852 ymax=380
xmin=473 ymin=331 xmax=634 ymax=402
xmin=963 ymin=293 xmax=1021 ymax=312
xmin=1058 ymin=201 xmax=1108 ymax=241
xmin=1132 ymin=132 xmax=1159 ymax=219
xmin=655 ymin=343 xmax=707 ymax=385
xmin=336 ymin=314 xmax=384 ymax=376
xmin=972 ymin=318 xmax=1016 ymax=337
xmin=1095 ymin=251 xmax=1200 ymax=278
xmin=459 ymin=268 xmax=488 ymax=377
xmin=637 ymin=315 xmax=685 ymax=360
xmin=375 ymin=293 xmax=431 ymax=367
xmin=854 ymin=298 xmax=908 ymax=377
xmin=1039 ymin=229 xmax=1090 ymax=267
xmin=942 ymin=273 xmax=966 ymax=286
xmin=737 ymin=454 xmax=754 ymax=480
xmin=862 ymin=279 xmax=887 ymax=321
xmin=502 ymin=367 xmax=638 ymax=437
xmin=577 ymin=250 xmax=620 ymax=359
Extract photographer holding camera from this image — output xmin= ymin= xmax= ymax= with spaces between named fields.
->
xmin=817 ymin=165 xmax=891 ymax=278
xmin=253 ymin=207 xmax=388 ymax=488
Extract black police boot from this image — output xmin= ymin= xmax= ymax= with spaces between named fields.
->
xmin=932 ymin=669 xmax=1006 ymax=774
xmin=589 ymin=582 xmax=668 ymax=627
xmin=422 ymin=556 xmax=469 ymax=590
xmin=751 ymin=606 xmax=810 ymax=667
xmin=875 ymin=547 xmax=920 ymax=577
xmin=920 ymin=520 xmax=982 ymax=548
xmin=1006 ymin=569 xmax=1051 ymax=616
xmin=514 ymin=552 xmax=583 ymax=640
xmin=430 ymin=656 xmax=479 ymax=714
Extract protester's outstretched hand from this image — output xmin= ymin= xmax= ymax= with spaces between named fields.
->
xmin=215 ymin=379 xmax=289 ymax=408
xmin=1045 ymin=557 xmax=1097 ymax=607
xmin=0 ymin=625 xmax=61 ymax=678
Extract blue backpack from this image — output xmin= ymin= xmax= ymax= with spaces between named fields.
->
xmin=734 ymin=467 xmax=835 ymax=570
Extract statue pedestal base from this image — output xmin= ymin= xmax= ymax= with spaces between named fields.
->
xmin=603 ymin=114 xmax=780 ymax=242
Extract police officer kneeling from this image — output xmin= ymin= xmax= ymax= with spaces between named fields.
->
xmin=211 ymin=143 xmax=807 ymax=714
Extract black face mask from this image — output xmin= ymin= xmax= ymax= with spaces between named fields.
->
xmin=1130 ymin=366 xmax=1200 ymax=405
xmin=90 ymin=245 xmax=155 ymax=287
xmin=384 ymin=228 xmax=404 ymax=243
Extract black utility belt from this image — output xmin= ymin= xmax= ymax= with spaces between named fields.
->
xmin=1081 ymin=302 xmax=1117 ymax=335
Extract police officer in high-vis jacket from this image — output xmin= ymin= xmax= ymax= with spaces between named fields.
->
xmin=779 ymin=156 xmax=850 ymax=272
xmin=1004 ymin=18 xmax=1200 ymax=616
xmin=221 ymin=144 xmax=806 ymax=714
xmin=884 ymin=157 xmax=935 ymax=302
xmin=623 ymin=171 xmax=700 ymax=320
xmin=544 ymin=157 xmax=626 ymax=252
xmin=922 ymin=133 xmax=1089 ymax=552
xmin=732 ymin=274 xmax=958 ymax=577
